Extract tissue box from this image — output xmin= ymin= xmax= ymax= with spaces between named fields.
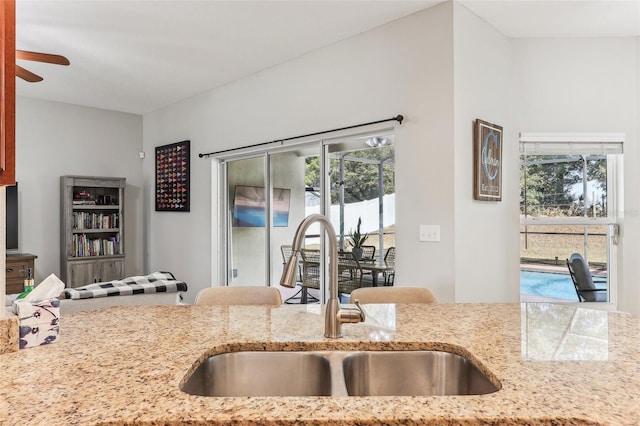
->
xmin=13 ymin=298 xmax=60 ymax=349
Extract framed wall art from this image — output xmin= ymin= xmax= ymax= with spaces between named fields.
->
xmin=155 ymin=140 xmax=190 ymax=212
xmin=473 ymin=119 xmax=503 ymax=201
xmin=231 ymin=185 xmax=291 ymax=227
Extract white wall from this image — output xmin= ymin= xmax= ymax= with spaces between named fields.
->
xmin=142 ymin=1 xmax=639 ymax=311
xmin=513 ymin=37 xmax=639 ymax=313
xmin=15 ymin=97 xmax=144 ymax=284
xmin=144 ymin=2 xmax=458 ymax=303
xmin=453 ymin=3 xmax=519 ymax=302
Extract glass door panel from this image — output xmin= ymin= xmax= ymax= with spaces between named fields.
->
xmin=269 ymin=150 xmax=316 ymax=300
xmin=327 ymin=135 xmax=395 ymax=260
xmin=227 ymin=156 xmax=266 ymax=286
xmin=326 ymin=133 xmax=395 ymax=301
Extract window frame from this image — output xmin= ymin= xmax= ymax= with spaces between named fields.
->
xmin=519 ymin=133 xmax=623 ymax=309
xmin=210 ymin=124 xmax=397 ymax=300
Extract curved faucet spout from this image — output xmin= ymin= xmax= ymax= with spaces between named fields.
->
xmin=280 ymin=214 xmax=365 ymax=338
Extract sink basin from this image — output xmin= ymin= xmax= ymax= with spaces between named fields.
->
xmin=181 ymin=351 xmax=332 ymax=396
xmin=342 ymin=350 xmax=499 ymax=396
xmin=181 ymin=350 xmax=499 ymax=397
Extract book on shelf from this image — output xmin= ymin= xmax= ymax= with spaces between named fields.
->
xmin=73 ymin=212 xmax=119 ymax=230
xmin=72 ymin=233 xmax=121 ymax=257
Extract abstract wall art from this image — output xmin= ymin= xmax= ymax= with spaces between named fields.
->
xmin=155 ymin=140 xmax=190 ymax=212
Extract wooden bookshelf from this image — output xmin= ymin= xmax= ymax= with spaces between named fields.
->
xmin=60 ymin=176 xmax=125 ymax=288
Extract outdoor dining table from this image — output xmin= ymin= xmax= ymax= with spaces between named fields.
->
xmin=298 ymin=253 xmax=395 ymax=304
xmin=358 ymin=259 xmax=394 ymax=286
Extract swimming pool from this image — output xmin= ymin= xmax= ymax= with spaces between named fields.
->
xmin=520 ymin=270 xmax=580 ymax=301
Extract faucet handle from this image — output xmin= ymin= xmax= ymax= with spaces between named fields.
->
xmin=337 ymin=299 xmax=366 ymax=324
xmin=354 ymin=299 xmax=365 ymax=321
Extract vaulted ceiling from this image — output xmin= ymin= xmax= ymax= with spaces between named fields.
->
xmin=15 ymin=0 xmax=640 ymax=115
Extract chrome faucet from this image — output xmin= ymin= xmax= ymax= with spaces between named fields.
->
xmin=280 ymin=214 xmax=365 ymax=338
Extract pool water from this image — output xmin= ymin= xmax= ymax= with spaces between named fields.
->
xmin=520 ymin=270 xmax=580 ymax=301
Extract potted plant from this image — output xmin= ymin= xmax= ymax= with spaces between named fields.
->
xmin=348 ymin=217 xmax=368 ymax=260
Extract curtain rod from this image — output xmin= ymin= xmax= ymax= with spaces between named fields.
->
xmin=198 ymin=114 xmax=404 ymax=158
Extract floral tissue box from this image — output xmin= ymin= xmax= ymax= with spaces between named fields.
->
xmin=13 ymin=298 xmax=60 ymax=349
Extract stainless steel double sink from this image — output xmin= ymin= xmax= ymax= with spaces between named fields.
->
xmin=181 ymin=350 xmax=500 ymax=397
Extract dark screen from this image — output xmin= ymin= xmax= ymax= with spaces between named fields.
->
xmin=6 ymin=183 xmax=18 ymax=250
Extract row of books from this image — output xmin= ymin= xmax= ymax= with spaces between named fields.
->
xmin=72 ymin=234 xmax=121 ymax=257
xmin=73 ymin=212 xmax=120 ymax=230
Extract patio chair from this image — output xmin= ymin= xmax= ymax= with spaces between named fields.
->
xmin=194 ymin=286 xmax=282 ymax=306
xmin=360 ymin=245 xmax=376 ymax=261
xmin=566 ymin=253 xmax=608 ymax=302
xmin=281 ymin=245 xmax=304 ymax=304
xmin=359 ymin=245 xmax=377 ymax=282
xmin=300 ymin=248 xmax=322 ymax=304
xmin=349 ymin=286 xmax=437 ymax=304
xmin=383 ymin=247 xmax=396 ymax=285
xmin=337 ymin=251 xmax=364 ymax=296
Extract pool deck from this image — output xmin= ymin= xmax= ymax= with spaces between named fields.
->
xmin=520 ymin=294 xmax=576 ymax=303
xmin=521 ymin=262 xmax=571 ymax=274
xmin=521 ymin=262 xmax=606 ymax=276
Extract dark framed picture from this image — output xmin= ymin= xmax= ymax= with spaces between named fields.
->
xmin=155 ymin=140 xmax=190 ymax=212
xmin=473 ymin=119 xmax=503 ymax=201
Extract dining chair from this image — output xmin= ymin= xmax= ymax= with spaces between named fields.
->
xmin=300 ymin=248 xmax=321 ymax=303
xmin=281 ymin=245 xmax=304 ymax=304
xmin=360 ymin=245 xmax=376 ymax=261
xmin=337 ymin=251 xmax=364 ymax=296
xmin=349 ymin=286 xmax=437 ymax=304
xmin=194 ymin=286 xmax=282 ymax=306
xmin=383 ymin=246 xmax=396 ymax=285
xmin=358 ymin=245 xmax=377 ymax=282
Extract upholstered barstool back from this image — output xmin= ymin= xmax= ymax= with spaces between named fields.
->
xmin=194 ymin=286 xmax=282 ymax=306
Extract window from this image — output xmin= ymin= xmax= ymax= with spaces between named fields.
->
xmin=519 ymin=133 xmax=623 ymax=306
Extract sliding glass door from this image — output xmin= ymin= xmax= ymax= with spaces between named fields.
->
xmin=220 ymin=130 xmax=395 ymax=303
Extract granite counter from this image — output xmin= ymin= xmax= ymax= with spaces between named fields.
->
xmin=1 ymin=302 xmax=639 ymax=425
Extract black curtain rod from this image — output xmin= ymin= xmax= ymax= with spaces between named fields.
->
xmin=198 ymin=114 xmax=404 ymax=158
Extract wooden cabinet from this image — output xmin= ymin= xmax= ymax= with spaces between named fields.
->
xmin=60 ymin=176 xmax=126 ymax=287
xmin=66 ymin=257 xmax=124 ymax=287
xmin=0 ymin=0 xmax=16 ymax=185
xmin=5 ymin=253 xmax=36 ymax=295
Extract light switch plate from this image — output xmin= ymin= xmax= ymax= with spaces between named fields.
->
xmin=419 ymin=225 xmax=440 ymax=242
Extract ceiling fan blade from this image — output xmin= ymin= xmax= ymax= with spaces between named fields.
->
xmin=16 ymin=65 xmax=44 ymax=83
xmin=16 ymin=50 xmax=70 ymax=66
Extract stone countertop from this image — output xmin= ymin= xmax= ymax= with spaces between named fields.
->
xmin=1 ymin=302 xmax=639 ymax=425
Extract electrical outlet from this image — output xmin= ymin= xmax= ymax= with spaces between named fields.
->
xmin=419 ymin=225 xmax=440 ymax=242
xmin=232 ymin=269 xmax=238 ymax=278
